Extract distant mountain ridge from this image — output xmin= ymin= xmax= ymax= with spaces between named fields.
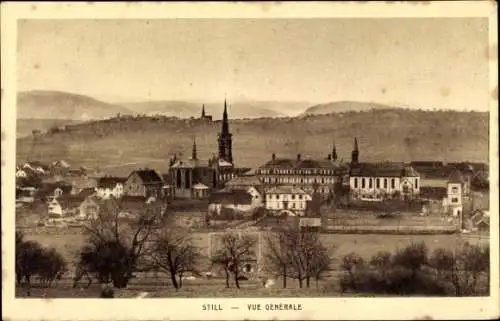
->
xmin=302 ymin=101 xmax=397 ymax=116
xmin=17 ymin=90 xmax=133 ymax=120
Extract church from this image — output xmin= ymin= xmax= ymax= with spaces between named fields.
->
xmin=168 ymin=99 xmax=237 ymax=199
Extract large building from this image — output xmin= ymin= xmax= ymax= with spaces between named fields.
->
xmin=348 ymin=138 xmax=421 ymax=201
xmin=168 ymin=100 xmax=237 ymax=199
xmin=255 ymin=145 xmax=347 ymax=197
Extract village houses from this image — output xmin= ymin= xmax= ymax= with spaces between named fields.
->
xmin=96 ymin=176 xmax=127 ymax=199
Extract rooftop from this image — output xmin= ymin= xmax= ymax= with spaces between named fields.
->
xmin=349 ymin=162 xmax=419 ymax=178
xmin=267 ymin=186 xmax=308 ymax=195
xmin=131 ymin=169 xmax=163 ymax=184
xmin=260 ymin=155 xmax=340 ymax=170
xmin=208 ymin=190 xmax=252 ymax=205
xmin=97 ymin=176 xmax=127 ymax=189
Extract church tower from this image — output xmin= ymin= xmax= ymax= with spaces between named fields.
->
xmin=332 ymin=143 xmax=338 ymax=162
xmin=191 ymin=136 xmax=197 ymax=160
xmin=201 ymin=105 xmax=206 ymax=118
xmin=218 ymin=98 xmax=233 ymax=163
xmin=351 ymin=137 xmax=359 ymax=165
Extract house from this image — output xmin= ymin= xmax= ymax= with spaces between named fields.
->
xmin=125 ymin=169 xmax=164 ymax=199
xmin=96 ymin=176 xmax=127 ymax=199
xmin=70 ymin=177 xmax=98 ymax=195
xmin=23 ymin=161 xmax=50 ymax=175
xmin=222 ymin=186 xmax=263 ymax=208
xmin=192 ymin=182 xmax=211 ymax=199
xmin=16 ymin=167 xmax=28 ymax=178
xmin=42 ymin=182 xmax=73 ymax=200
xmin=208 ymin=189 xmax=255 ymax=216
xmin=161 ymin=174 xmax=174 ymax=201
xmin=51 ymin=160 xmax=71 ymax=175
xmin=446 ymin=170 xmax=470 ymax=217
xmin=17 ymin=186 xmax=37 ymax=203
xmin=349 ymin=162 xmax=420 ymax=201
xmin=78 ymin=195 xmax=101 ymax=220
xmin=47 ymin=195 xmax=86 ymax=217
xmin=265 ymin=186 xmax=312 ymax=216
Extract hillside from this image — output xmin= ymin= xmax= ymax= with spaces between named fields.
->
xmin=16 ymin=119 xmax=82 ymax=138
xmin=16 ymin=109 xmax=489 ymax=176
xmin=17 ymin=91 xmax=133 ymax=120
xmin=302 ymin=101 xmax=397 ymax=116
xmin=121 ymin=100 xmax=296 ymax=119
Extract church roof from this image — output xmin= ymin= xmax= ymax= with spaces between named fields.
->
xmin=130 ymin=169 xmax=163 ymax=184
xmin=170 ymin=159 xmax=210 ymax=169
xmin=267 ymin=186 xmax=308 ymax=195
xmin=349 ymin=162 xmax=419 ymax=178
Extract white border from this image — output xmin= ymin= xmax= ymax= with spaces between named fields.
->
xmin=2 ymin=2 xmax=499 ymax=320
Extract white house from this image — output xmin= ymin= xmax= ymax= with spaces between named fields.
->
xmin=349 ymin=163 xmax=420 ymax=201
xmin=445 ymin=170 xmax=470 ymax=217
xmin=16 ymin=167 xmax=28 ymax=178
xmin=265 ymin=186 xmax=312 ymax=216
xmin=96 ymin=176 xmax=127 ymax=199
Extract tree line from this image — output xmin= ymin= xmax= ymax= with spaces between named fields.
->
xmin=15 ymin=200 xmax=490 ymax=297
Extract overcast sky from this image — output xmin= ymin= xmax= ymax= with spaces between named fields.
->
xmin=18 ymin=18 xmax=489 ymax=110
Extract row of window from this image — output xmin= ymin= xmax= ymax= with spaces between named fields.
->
xmin=259 ymin=169 xmax=336 ymax=175
xmin=266 ymin=194 xmax=304 ymax=200
xmin=265 ymin=202 xmax=306 ymax=209
xmin=261 ymin=176 xmax=335 ymax=184
xmin=353 ymin=178 xmax=419 ymax=190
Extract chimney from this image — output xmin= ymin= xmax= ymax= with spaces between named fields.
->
xmin=327 ymin=154 xmax=332 ymax=161
xmin=297 ymin=154 xmax=301 ymax=161
xmin=272 ymin=153 xmax=276 ymax=161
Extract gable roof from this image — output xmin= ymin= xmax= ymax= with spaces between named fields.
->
xmin=97 ymin=176 xmax=127 ymax=189
xmin=349 ymin=162 xmax=419 ymax=178
xmin=78 ymin=187 xmax=97 ymax=198
xmin=170 ymin=159 xmax=210 ymax=169
xmin=57 ymin=195 xmax=87 ymax=209
xmin=226 ymin=175 xmax=261 ymax=187
xmin=267 ymin=186 xmax=308 ymax=195
xmin=209 ymin=190 xmax=252 ymax=205
xmin=448 ymin=170 xmax=466 ymax=184
xmin=130 ymin=169 xmax=163 ymax=184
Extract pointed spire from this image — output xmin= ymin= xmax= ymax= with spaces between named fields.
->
xmin=221 ymin=97 xmax=229 ymax=135
xmin=192 ymin=136 xmax=197 ymax=160
xmin=351 ymin=137 xmax=359 ymax=165
xmin=332 ymin=143 xmax=338 ymax=161
xmin=201 ymin=104 xmax=206 ymax=118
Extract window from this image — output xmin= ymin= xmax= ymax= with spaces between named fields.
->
xmin=299 ymin=195 xmax=303 ymax=200
xmin=415 ymin=179 xmax=418 ymax=189
xmin=354 ymin=178 xmax=358 ymax=188
xmin=391 ymin=178 xmax=395 ymax=189
xmin=369 ymin=178 xmax=373 ymax=188
xmin=292 ymin=203 xmax=296 ymax=209
xmin=384 ymin=178 xmax=388 ymax=189
xmin=292 ymin=195 xmax=296 ymax=199
xmin=376 ymin=178 xmax=380 ymax=189
xmin=452 ymin=187 xmax=459 ymax=193
xmin=451 ymin=197 xmax=459 ymax=203
xmin=362 ymin=178 xmax=366 ymax=188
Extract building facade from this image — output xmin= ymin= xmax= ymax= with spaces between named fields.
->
xmin=256 ymin=150 xmax=344 ymax=197
xmin=265 ymin=186 xmax=312 ymax=216
xmin=348 ymin=138 xmax=420 ymax=201
xmin=96 ymin=176 xmax=126 ymax=199
xmin=124 ymin=169 xmax=164 ymax=199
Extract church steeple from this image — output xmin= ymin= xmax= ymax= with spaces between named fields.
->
xmin=201 ymin=104 xmax=206 ymax=118
xmin=218 ymin=97 xmax=233 ymax=164
xmin=332 ymin=143 xmax=338 ymax=161
xmin=192 ymin=136 xmax=197 ymax=160
xmin=222 ymin=98 xmax=229 ymax=135
xmin=351 ymin=137 xmax=359 ymax=165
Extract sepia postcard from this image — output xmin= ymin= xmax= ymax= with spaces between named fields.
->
xmin=1 ymin=1 xmax=499 ymax=320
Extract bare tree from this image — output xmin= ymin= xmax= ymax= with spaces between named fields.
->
xmin=76 ymin=198 xmax=163 ymax=288
xmin=149 ymin=227 xmax=201 ymax=290
xmin=211 ymin=232 xmax=257 ymax=289
xmin=265 ymin=227 xmax=332 ymax=289
xmin=429 ymin=243 xmax=489 ymax=296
